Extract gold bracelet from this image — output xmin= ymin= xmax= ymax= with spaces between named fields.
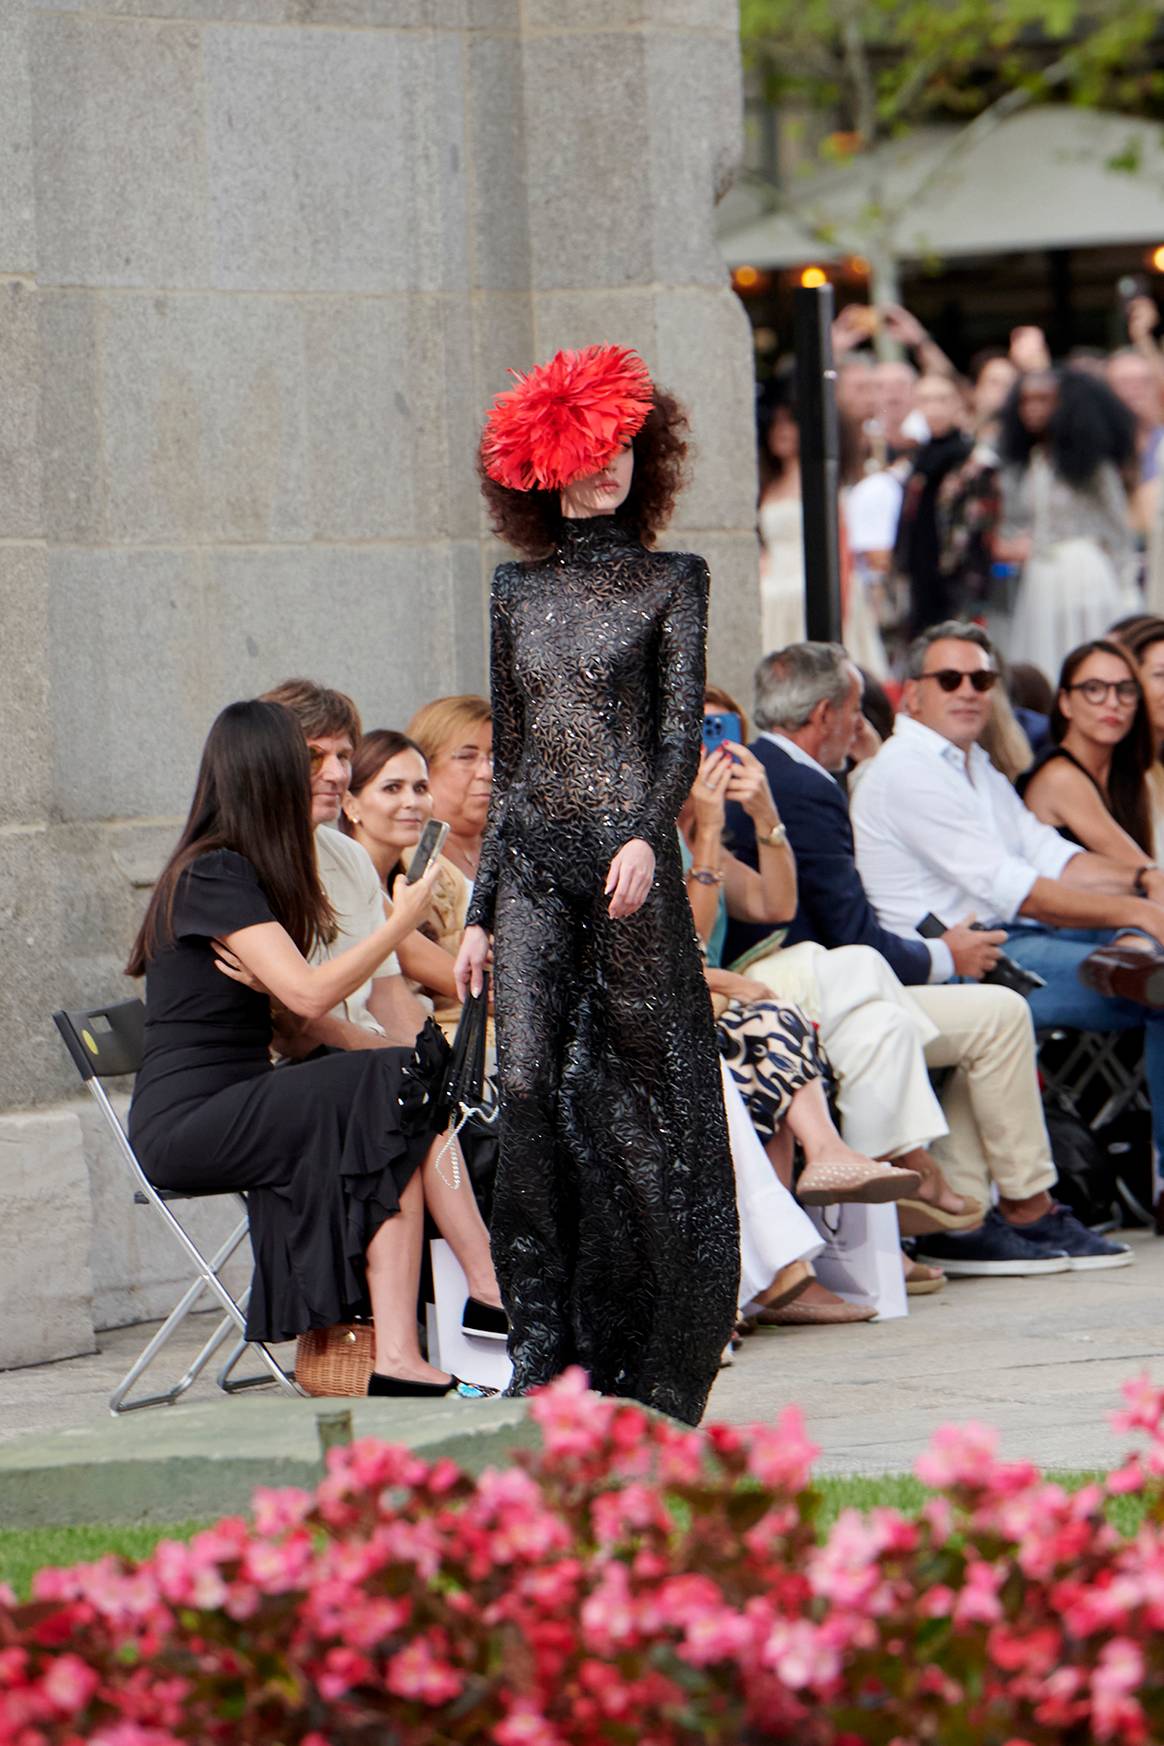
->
xmin=758 ymin=821 xmax=788 ymax=849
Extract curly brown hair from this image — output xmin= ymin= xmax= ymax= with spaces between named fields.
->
xmin=478 ymin=388 xmax=691 ymax=560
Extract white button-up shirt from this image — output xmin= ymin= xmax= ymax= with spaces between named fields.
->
xmin=850 ymin=715 xmax=1080 ymax=934
xmin=760 ymin=729 xmax=954 ymax=982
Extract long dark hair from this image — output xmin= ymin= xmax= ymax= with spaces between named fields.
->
xmin=999 ymin=368 xmax=1136 ymax=487
xmin=126 ymin=700 xmax=335 ymax=976
xmin=340 ymin=730 xmax=428 ymax=838
xmin=1051 ymin=639 xmax=1154 ymax=853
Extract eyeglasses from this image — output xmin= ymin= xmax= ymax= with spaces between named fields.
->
xmin=917 ymin=668 xmax=998 ymax=694
xmin=1064 ymin=678 xmax=1140 ymax=706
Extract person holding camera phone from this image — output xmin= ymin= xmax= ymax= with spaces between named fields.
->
xmin=453 ymin=345 xmax=739 ymax=1426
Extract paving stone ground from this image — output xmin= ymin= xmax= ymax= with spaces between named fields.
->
xmin=0 ymin=1231 xmax=1160 ymax=1525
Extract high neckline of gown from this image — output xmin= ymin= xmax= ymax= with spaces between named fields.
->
xmin=553 ymin=514 xmax=641 ymax=562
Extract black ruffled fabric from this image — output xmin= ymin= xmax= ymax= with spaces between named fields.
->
xmin=242 ymin=1020 xmax=450 ymax=1344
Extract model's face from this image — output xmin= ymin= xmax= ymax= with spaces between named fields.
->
xmin=905 ymin=637 xmax=994 ymax=752
xmin=766 ymin=406 xmax=799 ymax=463
xmin=1137 ymin=637 xmax=1164 ymax=742
xmin=307 ymin=730 xmax=354 ymax=827
xmin=819 ymin=673 xmax=864 ymax=771
xmin=345 ymin=749 xmax=432 ymax=856
xmin=1018 ymin=374 xmax=1057 ymax=435
xmin=1109 ymin=354 xmax=1162 ymax=426
xmin=426 ymin=722 xmax=494 ymax=837
xmin=915 ymin=375 xmax=964 ymax=440
xmin=974 ymin=357 xmax=1018 ymax=422
xmin=560 ymin=443 xmax=634 ymax=519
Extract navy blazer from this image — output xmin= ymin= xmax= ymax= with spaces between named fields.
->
xmin=723 ymin=736 xmax=933 ymax=986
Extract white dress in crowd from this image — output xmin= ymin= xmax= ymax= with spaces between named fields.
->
xmin=759 ymin=493 xmax=888 ymax=676
xmin=1002 ymin=453 xmax=1138 ymax=680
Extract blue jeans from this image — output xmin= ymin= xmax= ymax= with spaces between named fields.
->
xmin=1004 ymin=923 xmax=1163 ymax=1157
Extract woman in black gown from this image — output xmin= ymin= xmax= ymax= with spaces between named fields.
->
xmin=455 ymin=345 xmax=739 ymax=1425
xmin=127 ymin=698 xmax=499 ymax=1398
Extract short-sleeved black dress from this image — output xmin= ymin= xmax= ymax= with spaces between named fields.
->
xmin=127 ymin=849 xmax=448 ymax=1343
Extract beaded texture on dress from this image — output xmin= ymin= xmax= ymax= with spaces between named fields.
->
xmin=467 ymin=515 xmax=740 ymax=1426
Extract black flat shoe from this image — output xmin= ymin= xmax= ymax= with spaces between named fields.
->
xmin=461 ymin=1296 xmax=510 ymax=1341
xmin=367 ymin=1372 xmax=499 ymax=1399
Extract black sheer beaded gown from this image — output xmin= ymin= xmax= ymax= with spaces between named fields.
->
xmin=465 ymin=514 xmax=740 ymax=1426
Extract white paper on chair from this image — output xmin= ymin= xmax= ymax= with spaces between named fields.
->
xmin=720 ymin=1061 xmax=823 ymax=1312
xmin=428 ymin=1238 xmax=513 ymax=1391
xmin=805 ymin=1201 xmax=908 ymax=1321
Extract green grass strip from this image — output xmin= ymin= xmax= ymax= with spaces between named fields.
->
xmin=0 ymin=1473 xmax=1147 ymax=1602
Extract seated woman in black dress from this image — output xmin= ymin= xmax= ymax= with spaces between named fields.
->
xmin=1017 ymin=638 xmax=1155 ymax=862
xmin=126 ymin=698 xmax=501 ymax=1399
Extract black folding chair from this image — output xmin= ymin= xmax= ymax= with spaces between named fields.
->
xmin=53 ymin=999 xmax=299 ymax=1413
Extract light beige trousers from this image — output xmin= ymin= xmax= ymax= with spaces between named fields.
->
xmin=743 ymin=943 xmax=1055 ymax=1202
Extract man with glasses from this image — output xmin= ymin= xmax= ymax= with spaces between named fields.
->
xmin=853 ymin=620 xmax=1164 ymax=1250
xmin=723 ymin=636 xmax=1132 ymax=1274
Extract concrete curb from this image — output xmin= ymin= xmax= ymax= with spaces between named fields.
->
xmin=0 ymin=1395 xmax=537 ymax=1527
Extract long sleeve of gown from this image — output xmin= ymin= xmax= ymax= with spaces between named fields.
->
xmin=466 ymin=566 xmax=522 ymax=931
xmin=631 ymin=556 xmax=710 ymax=851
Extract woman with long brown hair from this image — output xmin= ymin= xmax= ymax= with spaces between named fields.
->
xmin=127 ymin=699 xmax=500 ymax=1399
xmin=1017 ymin=638 xmax=1155 ymax=861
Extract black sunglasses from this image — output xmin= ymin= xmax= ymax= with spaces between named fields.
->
xmin=917 ymin=668 xmax=998 ymax=694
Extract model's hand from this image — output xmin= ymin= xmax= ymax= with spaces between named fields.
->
xmin=212 ymin=942 xmax=268 ymax=993
xmin=722 ymin=742 xmax=780 ymax=829
xmin=454 ymin=924 xmax=492 ymax=1000
xmin=605 ymin=838 xmax=656 ymax=919
xmin=942 ymin=917 xmax=1006 ymax=980
xmin=690 ymin=746 xmax=732 ymax=835
xmin=387 ymin=858 xmax=442 ymax=935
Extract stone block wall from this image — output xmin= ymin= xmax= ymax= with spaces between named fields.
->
xmin=0 ymin=0 xmax=759 ymax=1368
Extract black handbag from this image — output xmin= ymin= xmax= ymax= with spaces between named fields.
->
xmin=433 ymin=983 xmax=500 ymax=1219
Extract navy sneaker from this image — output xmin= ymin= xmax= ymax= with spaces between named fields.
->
xmin=1011 ymin=1203 xmax=1134 ymax=1271
xmin=915 ymin=1208 xmax=1070 ymax=1277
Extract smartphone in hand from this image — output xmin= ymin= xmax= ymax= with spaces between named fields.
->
xmin=405 ymin=818 xmax=450 ymax=884
xmin=702 ymin=711 xmax=742 ymax=758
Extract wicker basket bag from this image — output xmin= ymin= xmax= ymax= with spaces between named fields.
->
xmin=295 ymin=1322 xmax=374 ymax=1397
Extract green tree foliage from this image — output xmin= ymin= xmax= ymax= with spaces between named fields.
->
xmin=738 ymin=1 xmax=1163 ymax=304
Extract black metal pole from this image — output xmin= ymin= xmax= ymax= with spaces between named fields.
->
xmin=794 ymin=283 xmax=842 ymax=644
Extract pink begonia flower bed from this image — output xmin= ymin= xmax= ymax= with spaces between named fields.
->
xmin=3 ymin=1367 xmax=1164 ymax=1744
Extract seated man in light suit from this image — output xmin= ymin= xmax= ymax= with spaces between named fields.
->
xmin=724 ymin=640 xmax=1131 ymax=1275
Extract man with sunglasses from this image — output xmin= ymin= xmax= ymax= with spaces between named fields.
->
xmin=853 ymin=621 xmax=1164 ymax=1248
xmin=723 ymin=641 xmax=1126 ymax=1276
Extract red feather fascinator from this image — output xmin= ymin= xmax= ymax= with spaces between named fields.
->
xmin=481 ymin=344 xmax=655 ymax=493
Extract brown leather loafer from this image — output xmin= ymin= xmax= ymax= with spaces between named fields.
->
xmin=1077 ymin=944 xmax=1164 ymax=1008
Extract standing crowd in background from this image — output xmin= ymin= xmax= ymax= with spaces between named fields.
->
xmin=756 ymin=287 xmax=1164 ymax=692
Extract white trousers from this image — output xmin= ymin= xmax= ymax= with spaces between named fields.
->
xmin=743 ymin=943 xmax=1056 ymax=1201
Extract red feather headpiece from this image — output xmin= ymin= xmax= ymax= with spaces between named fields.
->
xmin=481 ymin=344 xmax=655 ymax=493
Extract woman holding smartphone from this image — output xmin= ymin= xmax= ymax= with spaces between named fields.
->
xmin=454 ymin=346 xmax=739 ymax=1426
xmin=128 ymin=699 xmax=500 ymax=1399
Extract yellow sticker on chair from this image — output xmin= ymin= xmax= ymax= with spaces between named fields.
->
xmin=82 ymin=1029 xmax=99 ymax=1055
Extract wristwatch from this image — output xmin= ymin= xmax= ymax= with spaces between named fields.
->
xmin=758 ymin=821 xmax=788 ymax=849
